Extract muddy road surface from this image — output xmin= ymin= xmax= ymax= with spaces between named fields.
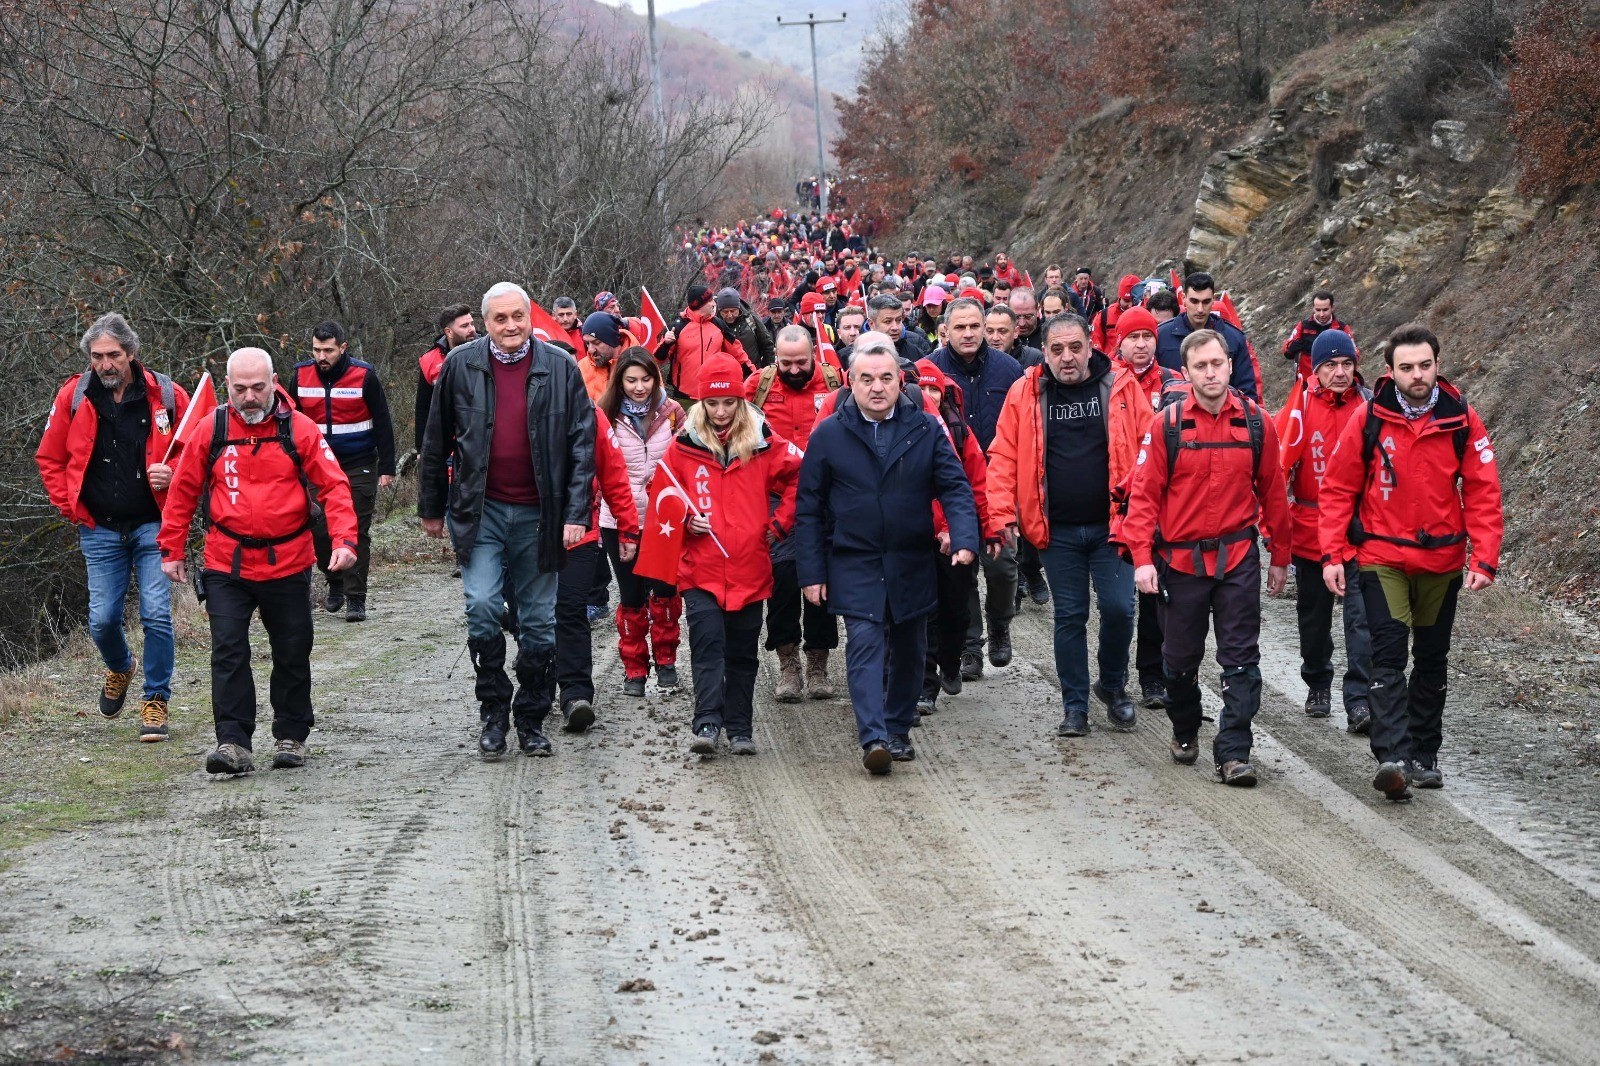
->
xmin=4 ymin=565 xmax=1599 ymax=1064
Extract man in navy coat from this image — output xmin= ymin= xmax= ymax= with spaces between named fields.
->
xmin=795 ymin=333 xmax=981 ymax=775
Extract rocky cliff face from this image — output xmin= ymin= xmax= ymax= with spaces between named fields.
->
xmin=995 ymin=22 xmax=1600 ymax=608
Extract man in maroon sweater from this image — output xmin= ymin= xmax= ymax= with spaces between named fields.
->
xmin=419 ymin=282 xmax=596 ymax=759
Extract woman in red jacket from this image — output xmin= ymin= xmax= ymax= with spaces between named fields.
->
xmin=652 ymin=354 xmax=801 ymax=757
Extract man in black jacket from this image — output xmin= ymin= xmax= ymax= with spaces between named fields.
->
xmin=419 ymin=282 xmax=596 ymax=761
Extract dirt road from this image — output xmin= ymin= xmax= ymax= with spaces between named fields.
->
xmin=4 ymin=563 xmax=1599 ymax=1064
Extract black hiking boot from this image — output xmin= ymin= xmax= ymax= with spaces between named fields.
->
xmin=622 ymin=676 xmax=647 ymax=698
xmin=1093 ymin=682 xmax=1136 ymax=731
xmin=344 ymin=596 xmax=366 ymax=623
xmin=1139 ymin=676 xmax=1169 ymax=710
xmin=1346 ymin=700 xmax=1372 ymax=735
xmin=1026 ymin=573 xmax=1051 ymax=605
xmin=1407 ymin=762 xmax=1443 ymax=789
xmin=479 ymin=714 xmax=509 ymax=758
xmin=1304 ymin=685 xmax=1332 ymax=718
xmin=987 ymin=621 xmax=1013 ymax=668
xmin=960 ymin=651 xmax=983 ymax=682
xmin=518 ymin=728 xmax=553 ymax=757
xmin=656 ymin=664 xmax=679 ymax=690
xmin=690 ymin=723 xmax=720 ymax=755
xmin=323 ymin=580 xmax=345 ymax=614
xmin=939 ymin=662 xmax=963 ymax=695
xmin=888 ymin=734 xmax=916 ymax=761
xmin=729 ymin=736 xmax=757 ymax=756
xmin=1057 ymin=708 xmax=1090 ymax=738
xmin=562 ymin=699 xmax=595 ymax=734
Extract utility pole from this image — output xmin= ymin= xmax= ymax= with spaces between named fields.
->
xmin=776 ymin=12 xmax=845 ymax=217
xmin=646 ymin=0 xmax=668 ymax=212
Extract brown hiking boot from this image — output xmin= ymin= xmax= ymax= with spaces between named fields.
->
xmin=138 ymin=698 xmax=169 ymax=743
xmin=774 ymin=644 xmax=803 ymax=703
xmin=1170 ymin=738 xmax=1200 ymax=765
xmin=99 ymin=668 xmax=134 ymax=719
xmin=271 ymin=739 xmax=308 ymax=769
xmin=804 ymin=649 xmax=834 ymax=700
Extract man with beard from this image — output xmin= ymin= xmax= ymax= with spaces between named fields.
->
xmin=552 ymin=297 xmax=586 ymax=353
xmin=579 ymin=311 xmax=632 ymax=401
xmin=761 ymin=296 xmax=793 ymax=340
xmin=747 ymin=326 xmax=843 ymax=701
xmin=37 ymin=312 xmax=190 ymax=741
xmin=158 ymin=347 xmax=358 ymax=774
xmin=716 ymin=287 xmax=776 ymax=368
xmin=1282 ymin=290 xmax=1353 ymax=383
xmin=1317 ymin=323 xmax=1502 ymax=802
xmin=1010 ymin=289 xmax=1045 ymax=353
xmin=415 ymin=304 xmax=476 ymax=454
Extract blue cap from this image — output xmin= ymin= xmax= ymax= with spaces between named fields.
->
xmin=1311 ymin=328 xmax=1357 ymax=369
xmin=582 ymin=312 xmax=623 ymax=346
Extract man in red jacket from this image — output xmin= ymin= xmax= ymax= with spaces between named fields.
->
xmin=1123 ymin=330 xmax=1291 ymax=785
xmin=1318 ymin=323 xmax=1502 ymax=802
xmin=1275 ymin=329 xmax=1373 ymax=733
xmin=36 ymin=312 xmax=189 ymax=741
xmin=159 ymin=347 xmax=358 ymax=776
xmin=747 ymin=326 xmax=843 ymax=701
xmin=1282 ymin=290 xmax=1352 ymax=383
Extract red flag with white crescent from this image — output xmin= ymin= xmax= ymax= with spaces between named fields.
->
xmin=634 ymin=471 xmax=691 ymax=585
xmin=809 ymin=311 xmax=842 ymax=370
xmin=527 ymin=298 xmax=573 ymax=350
xmin=638 ymin=286 xmax=668 ymax=348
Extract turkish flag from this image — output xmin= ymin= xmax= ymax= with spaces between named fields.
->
xmin=1214 ymin=291 xmax=1244 ymax=331
xmin=527 ymin=299 xmax=573 ymax=347
xmin=636 ymin=286 xmax=668 ymax=348
xmin=162 ymin=371 xmax=218 ymax=462
xmin=633 ymin=470 xmax=691 ymax=585
xmin=809 ymin=311 xmax=842 ymax=370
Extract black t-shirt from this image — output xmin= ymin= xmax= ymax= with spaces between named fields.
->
xmin=1043 ymin=357 xmax=1112 ymax=529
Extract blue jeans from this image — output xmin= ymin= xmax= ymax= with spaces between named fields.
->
xmin=461 ymin=500 xmax=558 ymax=654
xmin=1039 ymin=523 xmax=1135 ymax=713
xmin=79 ymin=522 xmax=174 ymax=700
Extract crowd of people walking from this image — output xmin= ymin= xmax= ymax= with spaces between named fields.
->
xmin=36 ymin=207 xmax=1503 ymax=800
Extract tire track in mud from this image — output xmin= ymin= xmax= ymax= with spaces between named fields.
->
xmin=1007 ymin=605 xmax=1600 ymax=1064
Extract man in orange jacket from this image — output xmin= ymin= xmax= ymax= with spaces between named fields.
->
xmin=36 ymin=312 xmax=190 ymax=741
xmin=988 ymin=313 xmax=1152 ymax=738
xmin=159 ymin=347 xmax=358 ymax=776
xmin=1275 ymin=329 xmax=1374 ymax=733
xmin=1122 ymin=330 xmax=1292 ymax=785
xmin=1317 ymin=323 xmax=1502 ymax=802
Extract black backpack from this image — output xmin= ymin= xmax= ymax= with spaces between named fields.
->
xmin=200 ymin=406 xmax=320 ymax=575
xmin=1152 ymin=390 xmax=1265 ymax=577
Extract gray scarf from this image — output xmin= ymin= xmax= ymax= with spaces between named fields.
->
xmin=1397 ymin=383 xmax=1439 ymax=420
xmin=491 ymin=338 xmax=531 ymax=365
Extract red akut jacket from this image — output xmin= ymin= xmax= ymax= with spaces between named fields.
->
xmin=992 ymin=262 xmax=1026 ymax=289
xmin=1282 ymin=316 xmax=1352 ymax=381
xmin=157 ymin=398 xmax=358 ymax=581
xmin=668 ymin=307 xmax=753 ymax=398
xmin=577 ymin=408 xmax=640 ymax=550
xmin=1274 ymin=377 xmax=1368 ymax=559
xmin=36 ymin=364 xmax=191 ymax=528
xmin=744 ymin=361 xmax=838 ymax=449
xmin=1121 ymin=390 xmax=1292 ymax=577
xmin=1317 ymin=376 xmax=1502 ymax=580
xmin=655 ymin=420 xmax=802 ymax=611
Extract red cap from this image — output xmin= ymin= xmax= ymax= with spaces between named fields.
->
xmin=697 ymin=354 xmax=744 ymax=399
xmin=818 ymin=277 xmax=838 ymax=293
xmin=958 ymin=287 xmax=988 ymax=303
xmin=799 ymin=292 xmax=827 ymax=316
xmin=915 ymin=358 xmax=946 ymax=390
xmin=943 ymin=273 xmax=959 ymax=286
xmin=1116 ymin=306 xmax=1160 ymax=348
xmin=1118 ymin=273 xmax=1140 ymax=301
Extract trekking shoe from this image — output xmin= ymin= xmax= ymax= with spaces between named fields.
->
xmin=1219 ymin=760 xmax=1258 ymax=787
xmin=622 ymin=676 xmax=647 ymax=698
xmin=205 ymin=744 xmax=254 ymax=775
xmin=323 ymin=583 xmax=345 ymax=614
xmin=1093 ymin=682 xmax=1136 ymax=731
xmin=518 ymin=729 xmax=553 ymax=757
xmin=656 ymin=664 xmax=679 ymax=690
xmin=888 ymin=734 xmax=916 ymax=761
xmin=562 ymin=699 xmax=595 ymax=734
xmin=137 ymin=698 xmax=169 ymax=743
xmin=1407 ymin=762 xmax=1444 ymax=789
xmin=271 ymin=739 xmax=307 ymax=769
xmin=1373 ymin=762 xmax=1412 ymax=802
xmin=1346 ymin=700 xmax=1372 ymax=735
xmin=586 ymin=604 xmax=606 ymax=628
xmin=99 ymin=668 xmax=134 ymax=719
xmin=1026 ymin=573 xmax=1051 ymax=605
xmin=916 ymin=697 xmax=935 ymax=718
xmin=862 ymin=741 xmax=892 ymax=775
xmin=988 ymin=622 xmax=1013 ymax=668
xmin=1057 ymin=709 xmax=1090 ymax=738
xmin=1139 ymin=676 xmax=1169 ymax=710
xmin=690 ymin=723 xmax=720 ymax=755
xmin=344 ymin=596 xmax=367 ymax=623
xmin=804 ymin=649 xmax=834 ymax=700
xmin=729 ymin=736 xmax=757 ymax=756
xmin=479 ymin=717 xmax=508 ymax=758
xmin=939 ymin=663 xmax=963 ymax=696
xmin=1304 ymin=686 xmax=1332 ymax=718
xmin=1170 ymin=738 xmax=1200 ymax=765
xmin=774 ymin=645 xmax=803 ymax=703
xmin=960 ymin=651 xmax=983 ymax=682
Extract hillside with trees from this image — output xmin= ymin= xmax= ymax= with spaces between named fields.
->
xmin=837 ymin=0 xmax=1600 ymax=610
